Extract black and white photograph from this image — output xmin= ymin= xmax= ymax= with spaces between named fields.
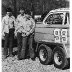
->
xmin=2 ymin=0 xmax=70 ymax=72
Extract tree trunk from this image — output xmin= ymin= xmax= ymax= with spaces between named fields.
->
xmin=12 ymin=0 xmax=17 ymax=18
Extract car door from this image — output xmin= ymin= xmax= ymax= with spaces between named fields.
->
xmin=35 ymin=11 xmax=69 ymax=44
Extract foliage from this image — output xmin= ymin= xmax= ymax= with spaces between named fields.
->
xmin=2 ymin=0 xmax=69 ymax=17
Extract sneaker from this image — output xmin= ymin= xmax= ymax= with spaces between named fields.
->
xmin=2 ymin=55 xmax=7 ymax=60
xmin=9 ymin=54 xmax=14 ymax=57
xmin=31 ymin=58 xmax=36 ymax=61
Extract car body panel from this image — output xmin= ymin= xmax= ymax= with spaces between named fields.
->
xmin=34 ymin=8 xmax=70 ymax=58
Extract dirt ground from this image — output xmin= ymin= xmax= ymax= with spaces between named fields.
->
xmin=2 ymin=55 xmax=70 ymax=72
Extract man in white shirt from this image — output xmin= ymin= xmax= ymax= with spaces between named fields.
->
xmin=15 ymin=8 xmax=35 ymax=60
xmin=20 ymin=10 xmax=35 ymax=60
xmin=15 ymin=7 xmax=26 ymax=59
xmin=2 ymin=8 xmax=15 ymax=59
xmin=21 ymin=10 xmax=35 ymax=59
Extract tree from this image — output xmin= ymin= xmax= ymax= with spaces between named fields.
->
xmin=2 ymin=0 xmax=69 ymax=16
xmin=12 ymin=0 xmax=17 ymax=18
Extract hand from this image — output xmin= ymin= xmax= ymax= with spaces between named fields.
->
xmin=2 ymin=36 xmax=5 ymax=40
xmin=26 ymin=32 xmax=30 ymax=36
xmin=14 ymin=30 xmax=17 ymax=37
xmin=14 ymin=35 xmax=17 ymax=39
xmin=2 ymin=32 xmax=5 ymax=37
xmin=22 ymin=32 xmax=26 ymax=37
xmin=2 ymin=32 xmax=5 ymax=40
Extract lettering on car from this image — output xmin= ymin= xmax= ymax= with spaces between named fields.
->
xmin=54 ymin=29 xmax=67 ymax=43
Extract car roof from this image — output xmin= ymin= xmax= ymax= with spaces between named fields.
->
xmin=49 ymin=8 xmax=69 ymax=13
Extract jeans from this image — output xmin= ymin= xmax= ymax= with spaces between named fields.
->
xmin=17 ymin=32 xmax=35 ymax=59
xmin=4 ymin=28 xmax=14 ymax=56
xmin=28 ymin=33 xmax=35 ymax=59
xmin=17 ymin=32 xmax=22 ymax=59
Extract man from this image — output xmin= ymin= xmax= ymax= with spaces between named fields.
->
xmin=15 ymin=7 xmax=26 ymax=60
xmin=15 ymin=8 xmax=35 ymax=60
xmin=2 ymin=8 xmax=15 ymax=59
xmin=21 ymin=10 xmax=35 ymax=60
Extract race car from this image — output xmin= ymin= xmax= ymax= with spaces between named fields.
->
xmin=34 ymin=8 xmax=70 ymax=69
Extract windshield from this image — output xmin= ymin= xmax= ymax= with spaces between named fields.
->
xmin=45 ymin=13 xmax=64 ymax=25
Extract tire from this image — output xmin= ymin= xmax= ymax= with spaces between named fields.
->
xmin=53 ymin=46 xmax=68 ymax=69
xmin=38 ymin=44 xmax=53 ymax=65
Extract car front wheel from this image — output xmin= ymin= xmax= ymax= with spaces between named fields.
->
xmin=38 ymin=44 xmax=53 ymax=65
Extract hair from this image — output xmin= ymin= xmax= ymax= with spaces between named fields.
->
xmin=25 ymin=9 xmax=31 ymax=15
xmin=6 ymin=7 xmax=12 ymax=12
xmin=19 ymin=7 xmax=25 ymax=11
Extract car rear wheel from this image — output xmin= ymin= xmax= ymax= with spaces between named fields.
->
xmin=53 ymin=46 xmax=68 ymax=69
xmin=38 ymin=44 xmax=53 ymax=65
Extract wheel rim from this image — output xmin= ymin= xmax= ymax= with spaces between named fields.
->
xmin=39 ymin=49 xmax=47 ymax=61
xmin=54 ymin=52 xmax=63 ymax=65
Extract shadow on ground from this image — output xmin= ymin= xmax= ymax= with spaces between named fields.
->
xmin=63 ymin=58 xmax=70 ymax=70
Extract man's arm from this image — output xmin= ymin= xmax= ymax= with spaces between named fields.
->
xmin=12 ymin=16 xmax=16 ymax=28
xmin=26 ymin=18 xmax=35 ymax=36
xmin=14 ymin=16 xmax=19 ymax=36
xmin=29 ymin=18 xmax=35 ymax=34
xmin=2 ymin=17 xmax=5 ymax=37
xmin=2 ymin=17 xmax=5 ymax=31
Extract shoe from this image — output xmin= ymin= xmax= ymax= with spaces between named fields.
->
xmin=25 ymin=55 xmax=30 ymax=59
xmin=2 ymin=55 xmax=7 ymax=60
xmin=9 ymin=54 xmax=14 ymax=57
xmin=18 ymin=58 xmax=23 ymax=60
xmin=6 ymin=55 xmax=9 ymax=57
xmin=17 ymin=55 xmax=24 ymax=60
xmin=31 ymin=58 xmax=35 ymax=61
